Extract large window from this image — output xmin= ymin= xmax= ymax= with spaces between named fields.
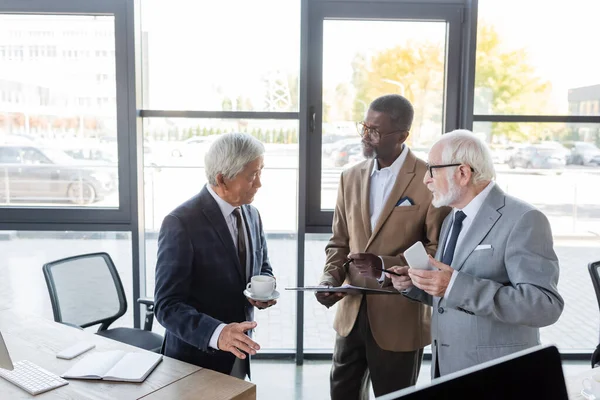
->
xmin=475 ymin=0 xmax=600 ymax=353
xmin=140 ymin=0 xmax=300 ymax=351
xmin=142 ymin=119 xmax=300 ymax=350
xmin=306 ymin=2 xmax=464 ymax=227
xmin=0 ymin=231 xmax=133 ymax=328
xmin=475 ymin=0 xmax=600 ymax=116
xmin=0 ymin=14 xmax=118 ymax=208
xmin=141 ymin=0 xmax=300 ymax=112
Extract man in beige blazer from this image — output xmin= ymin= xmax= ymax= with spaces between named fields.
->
xmin=317 ymin=94 xmax=449 ymax=399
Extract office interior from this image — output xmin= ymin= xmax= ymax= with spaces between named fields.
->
xmin=0 ymin=0 xmax=599 ymax=398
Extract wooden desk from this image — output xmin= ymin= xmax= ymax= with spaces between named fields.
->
xmin=0 ymin=310 xmax=255 ymax=399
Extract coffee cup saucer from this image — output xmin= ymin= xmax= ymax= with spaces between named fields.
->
xmin=243 ymin=289 xmax=280 ymax=302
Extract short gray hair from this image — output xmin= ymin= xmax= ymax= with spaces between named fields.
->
xmin=437 ymin=129 xmax=496 ymax=184
xmin=205 ymin=133 xmax=265 ymax=186
xmin=369 ymin=94 xmax=414 ymax=131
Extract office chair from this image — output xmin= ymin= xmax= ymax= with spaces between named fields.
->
xmin=588 ymin=260 xmax=600 ymax=367
xmin=42 ymin=252 xmax=163 ymax=353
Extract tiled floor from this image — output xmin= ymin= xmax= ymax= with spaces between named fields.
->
xmin=251 ymin=359 xmax=591 ymax=400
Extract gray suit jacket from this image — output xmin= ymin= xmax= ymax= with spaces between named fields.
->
xmin=405 ymin=183 xmax=564 ymax=377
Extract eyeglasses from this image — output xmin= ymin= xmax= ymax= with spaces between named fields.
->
xmin=425 ymin=163 xmax=475 ymax=178
xmin=356 ymin=122 xmax=406 ymax=141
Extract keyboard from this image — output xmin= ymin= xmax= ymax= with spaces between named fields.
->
xmin=0 ymin=360 xmax=68 ymax=395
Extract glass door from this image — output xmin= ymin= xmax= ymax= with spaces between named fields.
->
xmin=303 ymin=2 xmax=464 ymax=352
xmin=306 ymin=2 xmax=464 ymax=224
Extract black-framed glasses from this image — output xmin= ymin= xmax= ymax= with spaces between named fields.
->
xmin=425 ymin=163 xmax=475 ymax=178
xmin=356 ymin=121 xmax=406 ymax=141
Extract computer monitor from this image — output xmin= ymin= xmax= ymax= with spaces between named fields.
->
xmin=377 ymin=345 xmax=568 ymax=400
xmin=0 ymin=332 xmax=14 ymax=370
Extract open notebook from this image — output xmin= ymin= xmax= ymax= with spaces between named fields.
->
xmin=61 ymin=350 xmax=162 ymax=383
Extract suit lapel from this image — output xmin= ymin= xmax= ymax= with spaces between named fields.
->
xmin=451 ymin=184 xmax=505 ymax=272
xmin=199 ymin=187 xmax=245 ymax=283
xmin=436 ymin=216 xmax=453 ymax=259
xmin=365 ymin=150 xmax=416 ymax=250
xmin=360 ymin=160 xmax=373 ymax=241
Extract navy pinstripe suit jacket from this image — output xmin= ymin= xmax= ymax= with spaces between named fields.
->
xmin=154 ymin=185 xmax=273 ymax=374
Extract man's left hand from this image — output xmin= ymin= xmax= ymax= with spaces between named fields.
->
xmin=408 ymin=256 xmax=454 ymax=297
xmin=347 ymin=252 xmax=383 ymax=280
xmin=248 ymin=299 xmax=277 ymax=310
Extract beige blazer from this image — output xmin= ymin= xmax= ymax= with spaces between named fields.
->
xmin=321 ymin=149 xmax=450 ymax=352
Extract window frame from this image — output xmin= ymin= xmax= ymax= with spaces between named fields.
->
xmin=0 ymin=0 xmax=135 ymax=226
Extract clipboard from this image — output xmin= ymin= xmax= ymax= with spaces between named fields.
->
xmin=285 ymin=285 xmax=401 ymax=295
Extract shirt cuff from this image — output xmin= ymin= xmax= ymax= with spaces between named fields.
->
xmin=209 ymin=323 xmax=227 ymax=350
xmin=444 ymin=270 xmax=459 ymax=298
xmin=377 ymin=256 xmax=385 ymax=282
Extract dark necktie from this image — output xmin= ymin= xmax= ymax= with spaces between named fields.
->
xmin=233 ymin=208 xmax=247 ymax=276
xmin=441 ymin=211 xmax=467 ymax=266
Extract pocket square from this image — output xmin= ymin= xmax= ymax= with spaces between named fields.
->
xmin=475 ymin=244 xmax=492 ymax=251
xmin=395 ymin=196 xmax=414 ymax=207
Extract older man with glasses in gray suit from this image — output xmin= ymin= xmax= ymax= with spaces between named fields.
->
xmin=388 ymin=129 xmax=564 ymax=378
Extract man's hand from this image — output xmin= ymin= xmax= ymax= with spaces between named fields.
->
xmin=315 ymin=283 xmax=346 ymax=309
xmin=408 ymin=256 xmax=454 ymax=297
xmin=387 ymin=266 xmax=412 ymax=291
xmin=217 ymin=321 xmax=260 ymax=360
xmin=248 ymin=299 xmax=277 ymax=310
xmin=347 ymin=252 xmax=383 ymax=280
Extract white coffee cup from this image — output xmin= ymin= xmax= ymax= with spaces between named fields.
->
xmin=582 ymin=373 xmax=600 ymax=397
xmin=246 ymin=275 xmax=276 ymax=298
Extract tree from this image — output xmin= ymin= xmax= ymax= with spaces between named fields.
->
xmin=352 ymin=41 xmax=444 ymax=143
xmin=221 ymin=97 xmax=233 ymax=111
xmin=351 ymin=23 xmax=552 ymax=143
xmin=475 ymin=23 xmax=552 ymax=141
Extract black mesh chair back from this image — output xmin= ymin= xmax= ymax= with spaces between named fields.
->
xmin=588 ymin=260 xmax=600 ymax=367
xmin=43 ymin=252 xmax=163 ymax=353
xmin=43 ymin=252 xmax=126 ymax=330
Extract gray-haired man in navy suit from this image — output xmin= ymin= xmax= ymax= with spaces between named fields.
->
xmin=154 ymin=133 xmax=275 ymax=379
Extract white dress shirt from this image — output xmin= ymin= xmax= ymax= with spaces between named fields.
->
xmin=369 ymin=146 xmax=408 ymax=281
xmin=206 ymin=185 xmax=250 ymax=353
xmin=369 ymin=146 xmax=408 ymax=231
xmin=443 ymin=181 xmax=496 ymax=297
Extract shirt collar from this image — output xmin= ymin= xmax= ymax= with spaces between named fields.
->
xmin=206 ymin=184 xmax=237 ymax=218
xmin=454 ymin=181 xmax=495 ymax=220
xmin=370 ymin=145 xmax=407 ymax=177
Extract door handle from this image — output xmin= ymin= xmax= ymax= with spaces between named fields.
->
xmin=309 ymin=106 xmax=316 ymax=134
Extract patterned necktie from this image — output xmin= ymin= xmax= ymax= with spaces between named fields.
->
xmin=441 ymin=211 xmax=467 ymax=266
xmin=233 ymin=208 xmax=247 ymax=276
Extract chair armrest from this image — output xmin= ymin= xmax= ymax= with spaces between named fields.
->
xmin=137 ymin=297 xmax=155 ymax=308
xmin=137 ymin=297 xmax=155 ymax=331
xmin=60 ymin=322 xmax=84 ymax=330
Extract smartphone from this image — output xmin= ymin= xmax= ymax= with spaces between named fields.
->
xmin=404 ymin=241 xmax=433 ymax=270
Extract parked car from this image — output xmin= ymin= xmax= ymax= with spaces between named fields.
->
xmin=564 ymin=141 xmax=600 ymax=165
xmin=539 ymin=141 xmax=571 ymax=162
xmin=490 ymin=144 xmax=521 ymax=164
xmin=331 ymin=141 xmax=362 ymax=167
xmin=507 ymin=144 xmax=567 ymax=170
xmin=170 ymin=135 xmax=219 ymax=158
xmin=322 ymin=134 xmax=355 ymax=156
xmin=0 ymin=145 xmax=117 ymax=205
xmin=64 ymin=146 xmax=117 ymax=164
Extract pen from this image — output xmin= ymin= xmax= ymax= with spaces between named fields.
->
xmin=373 ymin=267 xmax=404 ymax=277
xmin=344 ymin=258 xmax=404 ymax=277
